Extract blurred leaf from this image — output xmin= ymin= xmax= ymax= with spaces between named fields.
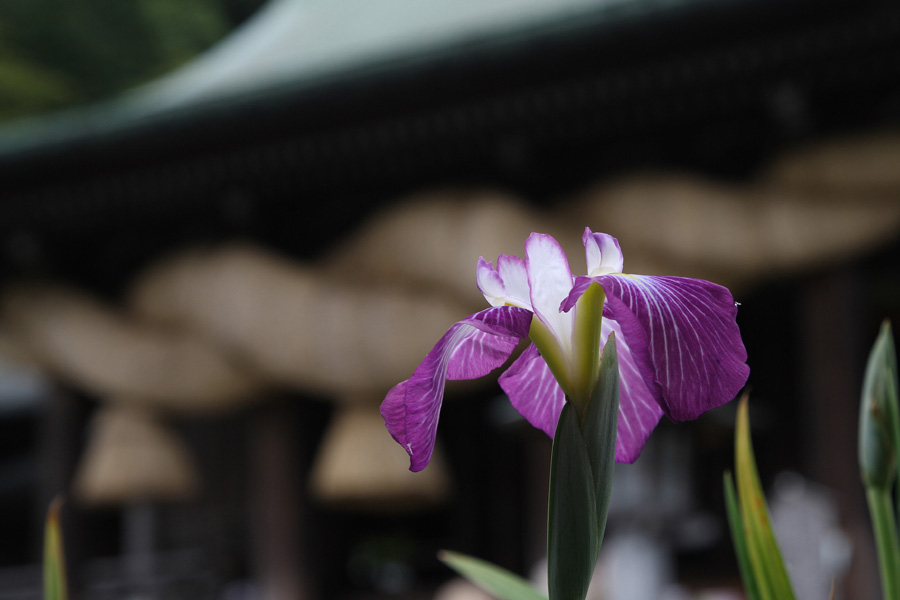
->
xmin=723 ymin=471 xmax=760 ymax=600
xmin=547 ymin=334 xmax=618 ymax=600
xmin=439 ymin=551 xmax=547 ymax=600
xmin=43 ymin=497 xmax=67 ymax=600
xmin=860 ymin=321 xmax=900 ymax=600
xmin=864 ymin=487 xmax=900 ymax=600
xmin=734 ymin=396 xmax=795 ymax=600
xmin=137 ymin=0 xmax=231 ymax=74
xmin=0 ymin=54 xmax=75 ymax=120
xmin=0 ymin=0 xmax=264 ymax=120
xmin=859 ymin=320 xmax=899 ymax=491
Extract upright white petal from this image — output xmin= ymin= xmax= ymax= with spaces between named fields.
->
xmin=525 ymin=233 xmax=576 ymax=354
xmin=477 ymin=255 xmax=531 ymax=309
xmin=583 ymin=228 xmax=624 ymax=276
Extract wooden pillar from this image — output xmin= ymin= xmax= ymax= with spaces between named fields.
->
xmin=799 ymin=267 xmax=876 ymax=599
xmin=249 ymin=400 xmax=309 ymax=600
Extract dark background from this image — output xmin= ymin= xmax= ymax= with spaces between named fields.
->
xmin=0 ymin=0 xmax=899 ymax=597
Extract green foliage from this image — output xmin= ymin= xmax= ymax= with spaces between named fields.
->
xmin=859 ymin=320 xmax=900 ymax=491
xmin=547 ymin=334 xmax=618 ymax=600
xmin=0 ymin=50 xmax=75 ymax=120
xmin=548 ymin=403 xmax=601 ymax=600
xmin=440 ymin=335 xmax=619 ymax=600
xmin=0 ymin=0 xmax=263 ymax=121
xmin=43 ymin=497 xmax=67 ymax=600
xmin=723 ymin=471 xmax=760 ymax=600
xmin=726 ymin=323 xmax=900 ymax=600
xmin=859 ymin=321 xmax=900 ymax=600
xmin=439 ymin=551 xmax=547 ymax=600
xmin=723 ymin=396 xmax=796 ymax=600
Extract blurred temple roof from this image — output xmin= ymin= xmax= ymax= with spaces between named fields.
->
xmin=0 ymin=0 xmax=688 ymax=156
xmin=0 ymin=0 xmax=898 ymax=288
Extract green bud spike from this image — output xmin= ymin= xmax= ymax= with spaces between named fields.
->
xmin=859 ymin=320 xmax=900 ymax=600
xmin=529 ymin=282 xmax=607 ymax=417
xmin=572 ymin=282 xmax=606 ymax=418
xmin=859 ymin=320 xmax=899 ymax=490
xmin=547 ymin=334 xmax=618 ymax=600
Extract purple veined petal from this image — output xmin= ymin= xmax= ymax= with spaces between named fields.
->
xmin=563 ymin=274 xmax=749 ymax=422
xmin=583 ymin=229 xmax=624 ymax=276
xmin=498 ymin=343 xmax=565 ymax=438
xmin=602 ymin=318 xmax=663 ymax=463
xmin=524 ymin=233 xmax=576 ymax=350
xmin=447 ymin=305 xmax=535 ymax=379
xmin=477 ymin=254 xmax=531 ymax=309
xmin=381 ymin=305 xmax=533 ymax=471
xmin=498 ymin=321 xmax=662 ymax=463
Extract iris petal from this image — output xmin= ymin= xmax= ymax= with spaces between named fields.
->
xmin=381 ymin=305 xmax=533 ymax=471
xmin=563 ymin=274 xmax=749 ymax=422
xmin=524 ymin=233 xmax=575 ymax=351
xmin=477 ymin=255 xmax=530 ymax=309
xmin=498 ymin=254 xmax=531 ymax=308
xmin=476 ymin=258 xmax=506 ymax=306
xmin=499 ymin=344 xmax=565 ymax=437
xmin=601 ymin=318 xmax=663 ymax=462
xmin=500 ymin=321 xmax=664 ymax=463
xmin=583 ymin=228 xmax=624 ymax=275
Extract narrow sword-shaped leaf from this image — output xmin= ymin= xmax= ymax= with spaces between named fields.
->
xmin=723 ymin=471 xmax=760 ymax=600
xmin=43 ymin=497 xmax=68 ymax=600
xmin=439 ymin=551 xmax=547 ymax=600
xmin=735 ymin=396 xmax=795 ymax=600
xmin=547 ymin=402 xmax=597 ymax=600
xmin=579 ymin=333 xmax=619 ymax=556
xmin=866 ymin=487 xmax=900 ymax=600
xmin=546 ymin=335 xmax=619 ymax=600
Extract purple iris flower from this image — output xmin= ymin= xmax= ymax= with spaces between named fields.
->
xmin=381 ymin=228 xmax=749 ymax=472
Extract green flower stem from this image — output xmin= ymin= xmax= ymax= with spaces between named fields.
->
xmin=866 ymin=486 xmax=900 ymax=600
xmin=546 ymin=334 xmax=619 ymax=600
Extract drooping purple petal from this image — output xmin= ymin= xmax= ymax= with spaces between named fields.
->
xmin=381 ymin=305 xmax=533 ymax=471
xmin=601 ymin=318 xmax=663 ymax=462
xmin=447 ymin=306 xmax=535 ymax=380
xmin=498 ymin=343 xmax=565 ymax=437
xmin=563 ymin=274 xmax=749 ymax=422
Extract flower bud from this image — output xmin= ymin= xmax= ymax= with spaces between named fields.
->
xmin=859 ymin=320 xmax=900 ymax=490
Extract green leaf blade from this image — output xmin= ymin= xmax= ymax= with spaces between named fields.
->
xmin=547 ymin=402 xmax=598 ymax=600
xmin=43 ymin=497 xmax=67 ymax=600
xmin=734 ymin=397 xmax=795 ymax=600
xmin=546 ymin=334 xmax=619 ymax=600
xmin=580 ymin=332 xmax=619 ymax=551
xmin=723 ymin=471 xmax=760 ymax=600
xmin=439 ymin=551 xmax=547 ymax=600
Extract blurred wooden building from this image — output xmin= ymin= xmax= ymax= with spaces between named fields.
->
xmin=0 ymin=0 xmax=899 ymax=598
